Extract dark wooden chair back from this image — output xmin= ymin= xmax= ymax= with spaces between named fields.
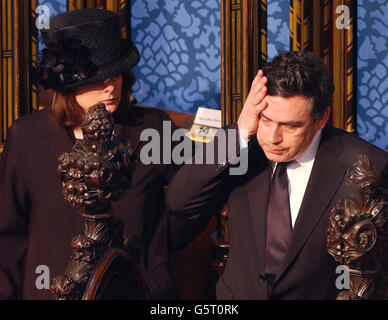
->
xmin=83 ymin=247 xmax=147 ymax=300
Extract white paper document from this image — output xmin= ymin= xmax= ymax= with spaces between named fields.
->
xmin=186 ymin=107 xmax=221 ymax=143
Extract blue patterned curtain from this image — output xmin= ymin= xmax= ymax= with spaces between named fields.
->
xmin=130 ymin=0 xmax=221 ymax=113
xmin=37 ymin=0 xmax=67 ymax=51
xmin=267 ymin=0 xmax=289 ymax=61
xmin=36 ymin=0 xmax=388 ymax=149
xmin=357 ymin=0 xmax=388 ymax=150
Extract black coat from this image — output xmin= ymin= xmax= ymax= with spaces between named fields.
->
xmin=0 ymin=105 xmax=207 ymax=300
xmin=167 ymin=124 xmax=388 ymax=299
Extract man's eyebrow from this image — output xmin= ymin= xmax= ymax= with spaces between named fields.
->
xmin=260 ymin=112 xmax=271 ymax=121
xmin=260 ymin=112 xmax=303 ymax=126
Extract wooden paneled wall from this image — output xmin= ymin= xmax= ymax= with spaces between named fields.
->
xmin=221 ymin=0 xmax=267 ymax=127
xmin=289 ymin=0 xmax=357 ymax=132
xmin=0 ymin=0 xmax=39 ymax=153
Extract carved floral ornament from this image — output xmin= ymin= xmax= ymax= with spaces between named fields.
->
xmin=327 ymin=154 xmax=388 ymax=300
xmin=52 ymin=104 xmax=143 ymax=300
xmin=57 ymin=103 xmax=135 ymax=214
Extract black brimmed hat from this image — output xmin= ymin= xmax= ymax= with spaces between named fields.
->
xmin=38 ymin=9 xmax=140 ymax=91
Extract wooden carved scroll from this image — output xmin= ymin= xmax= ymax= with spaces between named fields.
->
xmin=51 ymin=103 xmax=146 ymax=300
xmin=327 ymin=154 xmax=388 ymax=300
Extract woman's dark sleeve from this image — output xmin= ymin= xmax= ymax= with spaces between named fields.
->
xmin=152 ymin=110 xmax=210 ymax=251
xmin=0 ymin=122 xmax=30 ymax=299
xmin=165 ymin=124 xmax=242 ymax=251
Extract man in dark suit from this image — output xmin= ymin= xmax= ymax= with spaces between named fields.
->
xmin=167 ymin=51 xmax=388 ymax=299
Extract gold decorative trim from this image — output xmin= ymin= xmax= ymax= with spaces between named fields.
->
xmin=30 ymin=0 xmax=39 ymax=113
xmin=67 ymin=1 xmax=122 ymax=13
xmin=331 ymin=0 xmax=356 ymax=132
xmin=259 ymin=0 xmax=267 ymax=68
xmin=68 ymin=0 xmax=85 ymax=11
xmin=119 ymin=0 xmax=130 ymax=39
xmin=106 ymin=0 xmax=118 ymax=12
xmin=290 ymin=0 xmax=313 ymax=51
xmin=289 ymin=0 xmax=356 ymax=132
xmin=0 ymin=0 xmax=19 ymax=148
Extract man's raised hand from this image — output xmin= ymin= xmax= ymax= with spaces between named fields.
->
xmin=237 ymin=70 xmax=268 ymax=140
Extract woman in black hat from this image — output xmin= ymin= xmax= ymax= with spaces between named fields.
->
xmin=0 ymin=9 xmax=207 ymax=300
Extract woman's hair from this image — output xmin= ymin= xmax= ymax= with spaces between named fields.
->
xmin=51 ymin=70 xmax=136 ymax=127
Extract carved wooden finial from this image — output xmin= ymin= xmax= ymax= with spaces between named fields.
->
xmin=57 ymin=103 xmax=135 ymax=215
xmin=52 ymin=103 xmax=139 ymax=300
xmin=327 ymin=154 xmax=388 ymax=300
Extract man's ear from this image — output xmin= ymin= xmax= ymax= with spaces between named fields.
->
xmin=315 ymin=107 xmax=330 ymax=130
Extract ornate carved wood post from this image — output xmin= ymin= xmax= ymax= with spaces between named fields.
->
xmin=327 ymin=154 xmax=388 ymax=300
xmin=51 ymin=103 xmax=146 ymax=300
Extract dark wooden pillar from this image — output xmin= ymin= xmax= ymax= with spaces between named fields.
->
xmin=221 ymin=0 xmax=267 ymax=127
xmin=215 ymin=0 xmax=268 ymax=279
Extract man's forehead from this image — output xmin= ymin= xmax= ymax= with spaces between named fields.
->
xmin=261 ymin=95 xmax=313 ymax=122
xmin=264 ymin=94 xmax=312 ymax=104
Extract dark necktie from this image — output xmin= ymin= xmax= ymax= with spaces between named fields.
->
xmin=265 ymin=161 xmax=292 ymax=278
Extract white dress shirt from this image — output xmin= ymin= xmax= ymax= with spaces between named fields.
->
xmin=238 ymin=129 xmax=322 ymax=228
xmin=285 ymin=130 xmax=322 ymax=228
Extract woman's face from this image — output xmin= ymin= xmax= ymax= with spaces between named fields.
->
xmin=75 ymin=74 xmax=123 ymax=113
